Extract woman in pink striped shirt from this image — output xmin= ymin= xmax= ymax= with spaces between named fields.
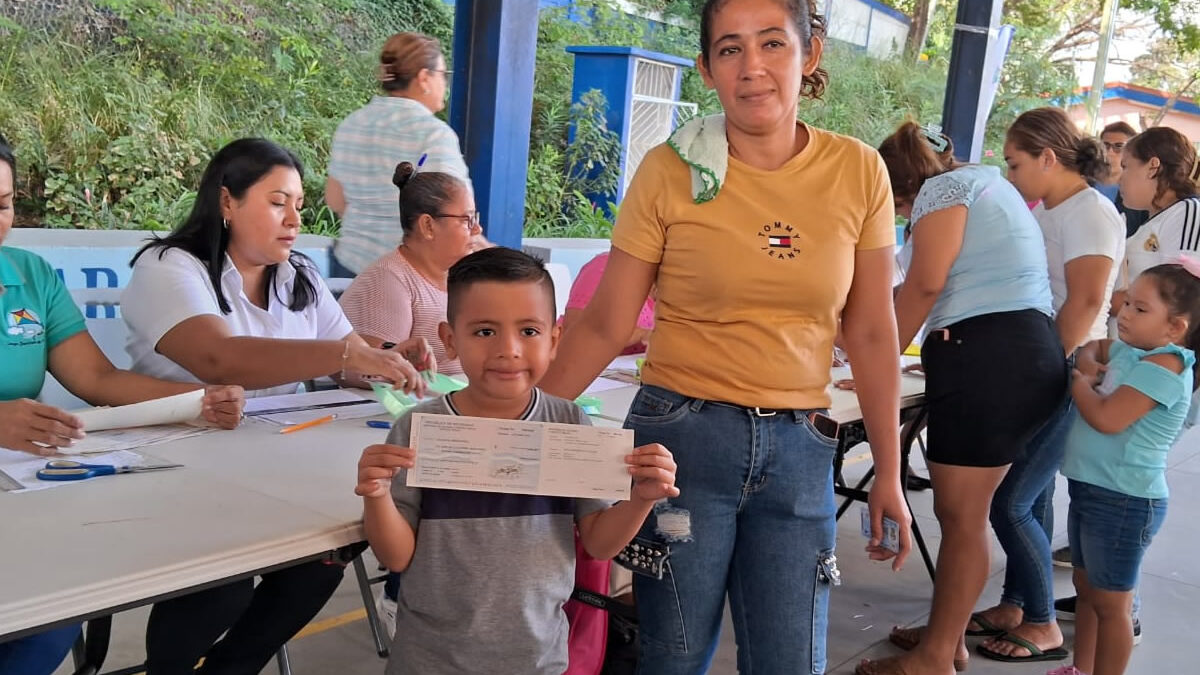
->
xmin=339 ymin=161 xmax=480 ymax=376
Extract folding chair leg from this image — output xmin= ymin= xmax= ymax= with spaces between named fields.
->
xmin=353 ymin=555 xmax=391 ymax=658
xmin=70 ymin=616 xmax=112 ymax=675
xmin=276 ymin=643 xmax=292 ymax=675
xmin=71 ymin=632 xmax=86 ymax=670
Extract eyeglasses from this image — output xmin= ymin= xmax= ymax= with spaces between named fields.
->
xmin=1103 ymin=141 xmax=1126 ymax=152
xmin=434 ymin=211 xmax=480 ymax=230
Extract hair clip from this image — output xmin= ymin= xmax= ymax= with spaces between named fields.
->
xmin=377 ymin=64 xmax=396 ymax=83
xmin=1173 ymin=254 xmax=1200 ymax=279
xmin=920 ymin=123 xmax=949 ymax=153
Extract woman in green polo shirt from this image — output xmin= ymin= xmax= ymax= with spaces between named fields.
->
xmin=0 ymin=134 xmax=244 ymax=675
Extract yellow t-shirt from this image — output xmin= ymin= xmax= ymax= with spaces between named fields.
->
xmin=613 ymin=124 xmax=895 ymax=409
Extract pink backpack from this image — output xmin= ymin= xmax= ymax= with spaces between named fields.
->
xmin=565 ymin=531 xmax=610 ymax=675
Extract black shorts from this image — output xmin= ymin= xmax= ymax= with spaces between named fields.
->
xmin=921 ymin=309 xmax=1068 ymax=468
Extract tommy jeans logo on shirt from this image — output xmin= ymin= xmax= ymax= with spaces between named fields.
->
xmin=6 ymin=308 xmax=44 ymax=339
xmin=757 ymin=222 xmax=799 ymax=260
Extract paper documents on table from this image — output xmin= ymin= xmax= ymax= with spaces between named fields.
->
xmin=0 ymin=448 xmax=177 ymax=493
xmin=68 ymin=425 xmax=214 ymax=455
xmin=244 ymin=389 xmax=383 ymax=421
xmin=74 ymin=390 xmax=205 ymax=431
xmin=407 ymin=413 xmax=632 ymax=500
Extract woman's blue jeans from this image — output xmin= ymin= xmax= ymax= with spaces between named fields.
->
xmin=992 ymin=397 xmax=1073 ymax=624
xmin=624 ymin=385 xmax=840 ymax=675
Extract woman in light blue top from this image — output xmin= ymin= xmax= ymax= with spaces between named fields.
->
xmin=1057 ymin=262 xmax=1200 ymax=675
xmin=970 ymin=107 xmax=1122 ymax=664
xmin=858 ymin=122 xmax=1067 ymax=675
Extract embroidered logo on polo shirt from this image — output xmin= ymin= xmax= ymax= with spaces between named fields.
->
xmin=6 ymin=308 xmax=44 ymax=339
xmin=758 ymin=221 xmax=799 ymax=260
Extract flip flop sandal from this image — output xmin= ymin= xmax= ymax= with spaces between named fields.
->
xmin=975 ymin=633 xmax=1070 ymax=663
xmin=887 ymin=626 xmax=968 ymax=671
xmin=888 ymin=625 xmax=922 ymax=651
xmin=965 ymin=611 xmax=1007 ymax=637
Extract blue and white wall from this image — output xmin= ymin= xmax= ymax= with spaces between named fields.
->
xmin=824 ymin=0 xmax=911 ymax=58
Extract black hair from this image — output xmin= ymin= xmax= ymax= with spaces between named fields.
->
xmin=1140 ymin=263 xmax=1200 ymax=388
xmin=131 ymin=138 xmax=318 ymax=314
xmin=0 ymin=133 xmax=14 ymax=175
xmin=392 ymin=162 xmax=465 ymax=234
xmin=446 ymin=247 xmax=555 ymax=324
xmin=699 ymin=0 xmax=828 ymax=100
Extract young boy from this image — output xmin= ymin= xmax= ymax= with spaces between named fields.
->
xmin=355 ymin=247 xmax=679 ymax=675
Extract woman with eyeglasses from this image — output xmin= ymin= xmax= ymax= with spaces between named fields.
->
xmin=340 ymin=162 xmax=477 ymax=378
xmin=325 ymin=31 xmax=478 ymax=278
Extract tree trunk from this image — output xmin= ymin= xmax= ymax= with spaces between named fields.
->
xmin=1151 ymin=72 xmax=1200 ymax=127
xmin=905 ymin=0 xmax=937 ymax=62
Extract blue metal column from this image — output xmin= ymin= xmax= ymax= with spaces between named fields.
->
xmin=941 ymin=0 xmax=1003 ymax=162
xmin=448 ymin=0 xmax=540 ymax=248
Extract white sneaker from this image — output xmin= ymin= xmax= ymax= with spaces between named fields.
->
xmin=375 ymin=592 xmax=397 ymax=640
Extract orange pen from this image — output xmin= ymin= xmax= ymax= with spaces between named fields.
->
xmin=278 ymin=414 xmax=337 ymax=435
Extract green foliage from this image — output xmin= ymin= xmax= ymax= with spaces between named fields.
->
xmin=0 ymin=0 xmax=452 ymax=231
xmin=1131 ymin=37 xmax=1200 ymax=95
xmin=524 ymin=89 xmax=622 ymax=238
xmin=1125 ymin=0 xmax=1200 ymax=54
xmin=799 ymin=43 xmax=946 ymax=147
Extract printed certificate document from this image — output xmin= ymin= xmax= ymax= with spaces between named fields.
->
xmin=407 ymin=413 xmax=632 ymax=500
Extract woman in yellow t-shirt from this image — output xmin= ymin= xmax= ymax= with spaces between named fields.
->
xmin=539 ymin=1 xmax=910 ymax=671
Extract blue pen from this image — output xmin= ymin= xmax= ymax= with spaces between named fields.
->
xmin=366 ymin=420 xmax=392 ymax=429
xmin=416 ymin=153 xmax=427 ymax=169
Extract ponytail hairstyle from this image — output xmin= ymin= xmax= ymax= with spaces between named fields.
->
xmin=131 ymin=138 xmax=318 ymax=315
xmin=700 ymin=0 xmax=829 ymax=100
xmin=1006 ymin=107 xmax=1109 ymax=183
xmin=378 ymin=32 xmax=443 ymax=92
xmin=1124 ymin=126 xmax=1200 ymax=212
xmin=391 ymin=162 xmax=466 ymax=235
xmin=878 ymin=121 xmax=956 ymax=205
xmin=1141 ymin=261 xmax=1200 ymax=388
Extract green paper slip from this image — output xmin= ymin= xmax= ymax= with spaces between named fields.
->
xmin=370 ymin=372 xmax=468 ymax=418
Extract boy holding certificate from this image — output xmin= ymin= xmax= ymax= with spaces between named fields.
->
xmin=355 ymin=247 xmax=679 ymax=675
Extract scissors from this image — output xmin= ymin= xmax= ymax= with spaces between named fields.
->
xmin=36 ymin=459 xmax=183 ymax=482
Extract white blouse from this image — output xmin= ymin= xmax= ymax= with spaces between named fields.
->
xmin=121 ymin=247 xmax=353 ymax=397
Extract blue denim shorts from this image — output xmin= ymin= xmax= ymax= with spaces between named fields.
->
xmin=1068 ymin=479 xmax=1167 ymax=592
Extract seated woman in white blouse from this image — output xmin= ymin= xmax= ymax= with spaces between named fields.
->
xmin=120 ymin=138 xmax=434 ymax=675
xmin=122 ymin=140 xmax=433 ymax=397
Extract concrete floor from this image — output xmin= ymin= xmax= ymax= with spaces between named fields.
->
xmin=57 ymin=426 xmax=1200 ymax=675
